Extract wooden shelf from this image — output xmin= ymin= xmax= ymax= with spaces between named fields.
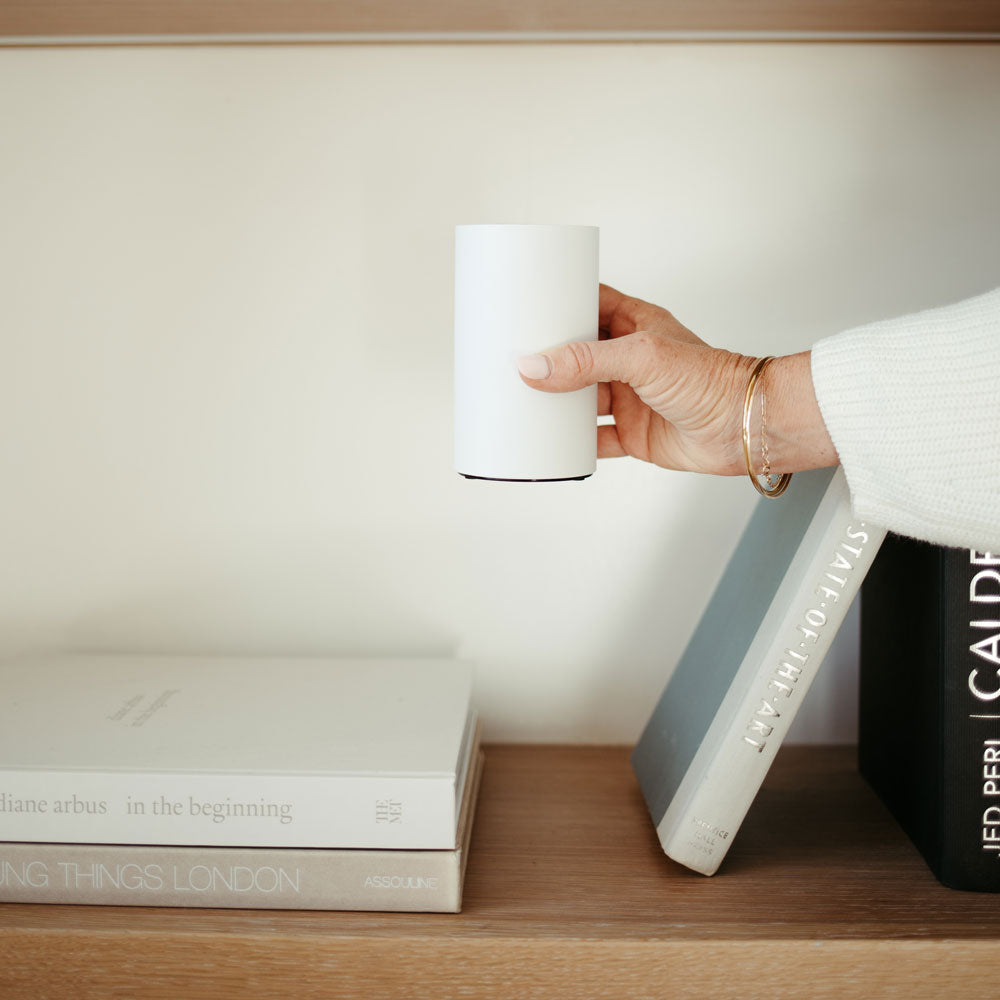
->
xmin=2 ymin=745 xmax=999 ymax=998
xmin=3 ymin=1 xmax=1000 ymax=43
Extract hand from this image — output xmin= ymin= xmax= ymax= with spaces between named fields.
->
xmin=517 ymin=284 xmax=838 ymax=477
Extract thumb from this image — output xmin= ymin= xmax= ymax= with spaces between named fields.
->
xmin=517 ymin=335 xmax=645 ymax=393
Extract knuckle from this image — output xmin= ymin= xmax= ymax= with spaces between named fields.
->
xmin=627 ymin=295 xmax=675 ymax=328
xmin=622 ymin=295 xmax=645 ymax=318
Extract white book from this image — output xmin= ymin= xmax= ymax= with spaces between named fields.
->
xmin=632 ymin=467 xmax=885 ymax=875
xmin=0 ymin=655 xmax=477 ymax=849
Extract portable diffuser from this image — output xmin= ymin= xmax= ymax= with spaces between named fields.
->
xmin=454 ymin=224 xmax=599 ymax=482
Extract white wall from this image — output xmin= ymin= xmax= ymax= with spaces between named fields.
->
xmin=1 ymin=42 xmax=998 ymax=742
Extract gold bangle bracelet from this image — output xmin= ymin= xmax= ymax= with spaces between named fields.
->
xmin=742 ymin=356 xmax=792 ymax=499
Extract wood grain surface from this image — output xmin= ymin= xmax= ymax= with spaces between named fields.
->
xmin=2 ymin=1 xmax=1000 ymax=40
xmin=2 ymin=745 xmax=999 ymax=998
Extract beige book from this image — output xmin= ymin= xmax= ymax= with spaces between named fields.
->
xmin=0 ymin=748 xmax=484 ymax=913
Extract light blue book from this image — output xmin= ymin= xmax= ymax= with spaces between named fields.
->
xmin=632 ymin=467 xmax=885 ymax=875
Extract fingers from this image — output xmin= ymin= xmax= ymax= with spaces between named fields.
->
xmin=597 ymin=424 xmax=628 ymax=459
xmin=518 ymin=334 xmax=646 ymax=394
xmin=598 ymin=381 xmax=611 ymax=415
xmin=598 ymin=284 xmax=629 ymax=329
xmin=599 ymin=284 xmax=668 ymax=338
xmin=599 ymin=283 xmax=703 ymax=347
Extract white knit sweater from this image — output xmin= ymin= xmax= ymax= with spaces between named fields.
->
xmin=811 ymin=286 xmax=1000 ymax=552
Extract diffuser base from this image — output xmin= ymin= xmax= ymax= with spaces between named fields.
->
xmin=459 ymin=473 xmax=592 ymax=483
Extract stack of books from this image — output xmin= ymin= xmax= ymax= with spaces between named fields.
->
xmin=0 ymin=655 xmax=482 ymax=911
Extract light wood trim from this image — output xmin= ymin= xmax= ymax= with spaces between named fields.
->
xmin=2 ymin=1 xmax=1000 ymax=41
xmin=2 ymin=745 xmax=1000 ymax=998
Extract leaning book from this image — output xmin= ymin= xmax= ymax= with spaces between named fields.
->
xmin=860 ymin=536 xmax=1000 ymax=892
xmin=0 ymin=749 xmax=484 ymax=912
xmin=0 ymin=655 xmax=477 ymax=850
xmin=632 ymin=466 xmax=885 ymax=875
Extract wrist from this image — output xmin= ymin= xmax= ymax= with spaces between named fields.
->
xmin=749 ymin=352 xmax=839 ymax=475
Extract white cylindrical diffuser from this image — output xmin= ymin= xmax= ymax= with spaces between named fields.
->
xmin=454 ymin=224 xmax=599 ymax=482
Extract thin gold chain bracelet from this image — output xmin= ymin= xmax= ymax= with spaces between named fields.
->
xmin=741 ymin=356 xmax=792 ymax=499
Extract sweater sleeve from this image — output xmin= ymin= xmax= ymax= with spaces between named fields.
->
xmin=810 ymin=286 xmax=1000 ymax=552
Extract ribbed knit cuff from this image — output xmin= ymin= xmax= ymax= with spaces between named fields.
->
xmin=810 ymin=287 xmax=1000 ymax=552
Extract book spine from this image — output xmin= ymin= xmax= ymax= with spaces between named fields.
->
xmin=941 ymin=548 xmax=1000 ymax=891
xmin=660 ymin=487 xmax=885 ymax=875
xmin=0 ymin=771 xmax=456 ymax=850
xmin=0 ymin=841 xmax=462 ymax=911
xmin=858 ymin=534 xmax=943 ymax=877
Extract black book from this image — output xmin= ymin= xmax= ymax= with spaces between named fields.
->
xmin=860 ymin=534 xmax=1000 ymax=891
